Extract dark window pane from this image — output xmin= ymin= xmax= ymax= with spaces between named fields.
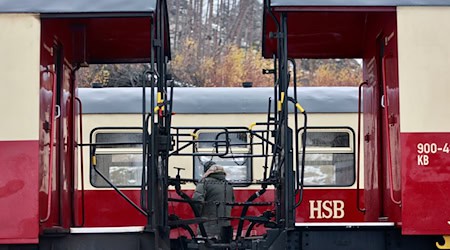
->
xmin=95 ymin=133 xmax=142 ymax=148
xmin=91 ymin=154 xmax=143 ymax=187
xmin=194 ymin=156 xmax=249 ymax=183
xmin=194 ymin=131 xmax=251 ymax=185
xmin=299 ymin=153 xmax=354 ymax=186
xmin=302 ymin=132 xmax=350 ymax=148
xmin=197 ymin=132 xmax=248 ymax=148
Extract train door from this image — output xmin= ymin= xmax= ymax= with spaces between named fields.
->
xmin=51 ymin=43 xmax=64 ymax=227
xmin=39 ymin=43 xmax=64 ymax=228
xmin=48 ymin=42 xmax=74 ymax=228
xmin=363 ymin=13 xmax=400 ymax=222
xmin=377 ymin=34 xmax=387 ymax=220
xmin=379 ymin=30 xmax=402 ymax=222
xmin=57 ymin=43 xmax=76 ymax=228
xmin=363 ymin=34 xmax=384 ymax=222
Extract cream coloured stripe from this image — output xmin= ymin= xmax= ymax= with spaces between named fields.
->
xmin=78 ymin=113 xmax=363 ymax=190
xmin=398 ymin=7 xmax=450 ymax=133
xmin=0 ymin=14 xmax=40 ymax=140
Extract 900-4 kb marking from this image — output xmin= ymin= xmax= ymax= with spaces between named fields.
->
xmin=416 ymin=143 xmax=449 ymax=166
xmin=417 ymin=143 xmax=450 ymax=154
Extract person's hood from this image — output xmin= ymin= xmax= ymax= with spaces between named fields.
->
xmin=207 ymin=172 xmax=227 ymax=180
xmin=202 ymin=165 xmax=226 ymax=179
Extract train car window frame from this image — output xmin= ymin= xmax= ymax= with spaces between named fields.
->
xmin=192 ymin=130 xmax=252 ymax=187
xmin=90 ymin=128 xmax=144 ymax=188
xmin=297 ymin=126 xmax=356 ymax=187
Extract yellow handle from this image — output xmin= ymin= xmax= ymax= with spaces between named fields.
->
xmin=248 ymin=122 xmax=257 ymax=131
xmin=437 ymin=235 xmax=450 ymax=249
xmin=92 ymin=155 xmax=97 ymax=166
xmin=295 ymin=103 xmax=305 ymax=113
xmin=157 ymin=92 xmax=163 ymax=104
xmin=278 ymin=92 xmax=285 ymax=112
xmin=190 ymin=132 xmax=199 ymax=140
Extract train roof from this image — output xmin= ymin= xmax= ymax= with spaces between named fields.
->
xmin=263 ymin=0 xmax=450 ymax=59
xmin=0 ymin=0 xmax=171 ymax=63
xmin=270 ymin=0 xmax=450 ymax=7
xmin=0 ymin=0 xmax=156 ymax=14
xmin=78 ymin=87 xmax=359 ymax=114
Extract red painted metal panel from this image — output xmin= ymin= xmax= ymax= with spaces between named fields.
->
xmin=39 ymin=19 xmax=76 ymax=230
xmin=75 ymin=189 xmax=364 ymax=238
xmin=0 ymin=140 xmax=39 ymax=244
xmin=41 ymin=18 xmax=152 ymax=64
xmin=362 ymin=13 xmax=386 ymax=222
xmin=362 ymin=12 xmax=400 ymax=223
xmin=381 ymin=27 xmax=402 ymax=223
xmin=263 ymin=8 xmax=394 ymax=59
xmin=362 ymin=60 xmax=383 ymax=222
xmin=401 ymin=132 xmax=450 ymax=235
xmin=60 ymin=63 xmax=75 ymax=228
xmin=39 ymin=23 xmax=61 ymax=229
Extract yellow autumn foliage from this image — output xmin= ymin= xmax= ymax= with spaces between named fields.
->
xmin=308 ymin=63 xmax=362 ymax=86
xmin=78 ymin=38 xmax=362 ymax=88
xmin=171 ymin=38 xmax=274 ymax=87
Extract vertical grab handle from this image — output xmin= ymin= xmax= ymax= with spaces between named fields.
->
xmin=55 ymin=105 xmax=61 ymax=119
xmin=40 ymin=69 xmax=57 ymax=223
xmin=74 ymin=97 xmax=85 ymax=226
xmin=382 ymin=57 xmax=402 ymax=206
xmin=357 ymin=82 xmax=367 ymax=213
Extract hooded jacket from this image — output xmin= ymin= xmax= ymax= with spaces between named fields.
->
xmin=192 ymin=169 xmax=235 ymax=238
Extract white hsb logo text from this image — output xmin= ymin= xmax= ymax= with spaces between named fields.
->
xmin=309 ymin=200 xmax=345 ymax=219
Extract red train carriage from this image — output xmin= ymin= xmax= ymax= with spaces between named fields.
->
xmin=76 ymin=86 xmax=363 ymax=238
xmin=263 ymin=0 xmax=450 ymax=249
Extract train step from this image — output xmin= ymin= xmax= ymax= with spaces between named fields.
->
xmin=39 ymin=227 xmax=161 ymax=250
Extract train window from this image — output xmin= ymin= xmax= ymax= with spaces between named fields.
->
xmin=91 ymin=132 xmax=143 ymax=187
xmin=305 ymin=132 xmax=350 ymax=148
xmin=96 ymin=133 xmax=142 ymax=148
xmin=196 ymin=131 xmax=249 ymax=149
xmin=193 ymin=131 xmax=251 ymax=185
xmin=298 ymin=127 xmax=355 ymax=186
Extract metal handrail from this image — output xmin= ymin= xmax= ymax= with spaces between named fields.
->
xmin=74 ymin=97 xmax=85 ymax=226
xmin=40 ymin=69 xmax=56 ymax=223
xmin=356 ymin=81 xmax=368 ymax=213
xmin=382 ymin=58 xmax=401 ymax=206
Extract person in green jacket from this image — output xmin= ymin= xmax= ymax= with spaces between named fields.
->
xmin=193 ymin=161 xmax=235 ymax=239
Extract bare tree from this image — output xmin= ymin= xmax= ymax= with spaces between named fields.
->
xmin=78 ymin=0 xmax=362 ymax=88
